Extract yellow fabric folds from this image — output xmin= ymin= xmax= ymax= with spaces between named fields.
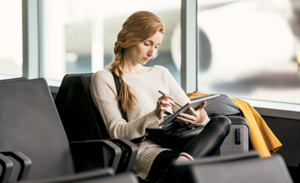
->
xmin=186 ymin=91 xmax=282 ymax=158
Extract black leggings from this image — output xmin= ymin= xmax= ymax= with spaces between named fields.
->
xmin=146 ymin=116 xmax=231 ymax=180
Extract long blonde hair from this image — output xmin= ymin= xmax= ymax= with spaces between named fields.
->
xmin=109 ymin=11 xmax=165 ymax=112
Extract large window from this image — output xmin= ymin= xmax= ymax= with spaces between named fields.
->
xmin=0 ymin=0 xmax=22 ymax=79
xmin=197 ymin=0 xmax=300 ymax=104
xmin=43 ymin=0 xmax=181 ymax=85
xmin=3 ymin=0 xmax=300 ymax=106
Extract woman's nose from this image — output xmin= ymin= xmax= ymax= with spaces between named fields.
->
xmin=148 ymin=47 xmax=155 ymax=57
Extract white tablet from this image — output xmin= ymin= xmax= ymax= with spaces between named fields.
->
xmin=159 ymin=93 xmax=220 ymax=126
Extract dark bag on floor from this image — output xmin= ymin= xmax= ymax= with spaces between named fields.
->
xmin=112 ymin=72 xmax=204 ymax=151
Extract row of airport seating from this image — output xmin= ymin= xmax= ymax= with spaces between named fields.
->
xmin=0 ymin=76 xmax=293 ymax=183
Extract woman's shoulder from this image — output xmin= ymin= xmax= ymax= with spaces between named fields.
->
xmin=152 ymin=65 xmax=170 ymax=74
xmin=152 ymin=65 xmax=174 ymax=79
xmin=91 ymin=69 xmax=113 ymax=84
xmin=92 ymin=69 xmax=112 ymax=78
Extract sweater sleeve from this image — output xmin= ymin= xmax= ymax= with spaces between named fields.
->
xmin=90 ymin=71 xmax=160 ymax=140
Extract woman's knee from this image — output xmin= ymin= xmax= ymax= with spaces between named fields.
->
xmin=182 ymin=116 xmax=231 ymax=158
xmin=209 ymin=116 xmax=231 ymax=136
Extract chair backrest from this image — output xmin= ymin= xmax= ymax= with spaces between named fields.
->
xmin=189 ymin=154 xmax=293 ymax=183
xmin=0 ymin=78 xmax=75 ymax=180
xmin=81 ymin=74 xmax=110 ymax=139
xmin=83 ymin=172 xmax=138 ymax=183
xmin=55 ymin=74 xmax=138 ymax=174
xmin=0 ymin=77 xmax=27 ymax=83
xmin=18 ymin=168 xmax=115 ymax=183
xmin=165 ymin=151 xmax=260 ymax=183
xmin=55 ymin=73 xmax=110 ymax=142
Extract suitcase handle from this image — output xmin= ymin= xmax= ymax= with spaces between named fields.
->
xmin=235 ymin=129 xmax=241 ymax=145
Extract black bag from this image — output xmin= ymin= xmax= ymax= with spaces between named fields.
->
xmin=146 ymin=123 xmax=204 ymax=151
xmin=112 ymin=72 xmax=204 ymax=151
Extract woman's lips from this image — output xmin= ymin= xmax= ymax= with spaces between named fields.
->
xmin=143 ymin=57 xmax=150 ymax=61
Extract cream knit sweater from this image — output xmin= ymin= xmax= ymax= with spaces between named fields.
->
xmin=90 ymin=65 xmax=209 ymax=179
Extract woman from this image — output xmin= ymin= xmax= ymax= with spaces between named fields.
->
xmin=91 ymin=11 xmax=230 ymax=181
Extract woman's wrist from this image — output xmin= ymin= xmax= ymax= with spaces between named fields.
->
xmin=194 ymin=110 xmax=208 ymax=125
xmin=199 ymin=110 xmax=210 ymax=126
xmin=155 ymin=108 xmax=162 ymax=120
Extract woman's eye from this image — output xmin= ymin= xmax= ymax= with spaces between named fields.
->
xmin=144 ymin=43 xmax=150 ymax=46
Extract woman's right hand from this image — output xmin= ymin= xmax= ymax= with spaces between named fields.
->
xmin=155 ymin=94 xmax=176 ymax=120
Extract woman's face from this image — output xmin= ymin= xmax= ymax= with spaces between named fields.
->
xmin=127 ymin=31 xmax=163 ymax=65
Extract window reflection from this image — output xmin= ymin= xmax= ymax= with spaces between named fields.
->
xmin=197 ymin=0 xmax=300 ymax=104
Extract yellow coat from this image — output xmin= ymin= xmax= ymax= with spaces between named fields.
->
xmin=186 ymin=91 xmax=282 ymax=158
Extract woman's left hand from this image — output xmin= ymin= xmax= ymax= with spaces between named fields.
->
xmin=175 ymin=101 xmax=207 ymax=125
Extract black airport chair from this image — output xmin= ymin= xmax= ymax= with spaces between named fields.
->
xmin=18 ymin=171 xmax=138 ymax=183
xmin=55 ymin=73 xmax=138 ymax=173
xmin=81 ymin=172 xmax=138 ymax=183
xmin=0 ymin=78 xmax=121 ymax=182
xmin=16 ymin=168 xmax=115 ymax=183
xmin=164 ymin=151 xmax=261 ymax=183
xmin=189 ymin=153 xmax=293 ymax=183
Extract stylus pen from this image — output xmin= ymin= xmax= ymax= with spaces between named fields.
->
xmin=158 ymin=90 xmax=183 ymax=108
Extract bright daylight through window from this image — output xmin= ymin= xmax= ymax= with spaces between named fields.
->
xmin=2 ymin=0 xmax=300 ymax=106
xmin=0 ymin=0 xmax=22 ymax=79
xmin=43 ymin=0 xmax=181 ymax=86
xmin=196 ymin=0 xmax=300 ymax=104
